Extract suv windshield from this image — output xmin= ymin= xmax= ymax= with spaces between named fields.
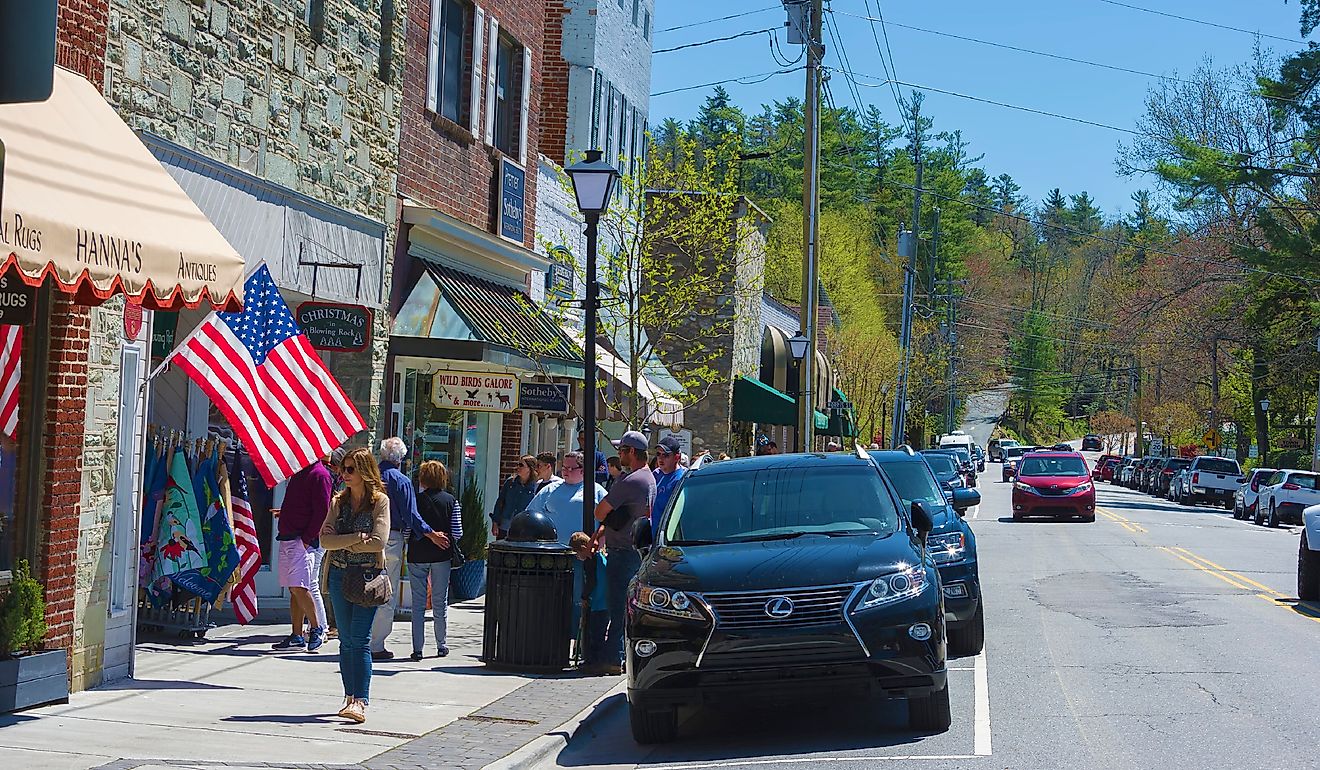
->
xmin=878 ymin=461 xmax=946 ymax=507
xmin=664 ymin=466 xmax=901 ymax=544
xmin=1019 ymin=456 xmax=1087 ymax=477
xmin=1197 ymin=458 xmax=1240 ymax=474
xmin=1005 ymin=447 xmax=1030 ymax=460
xmin=922 ymin=454 xmax=959 ymax=476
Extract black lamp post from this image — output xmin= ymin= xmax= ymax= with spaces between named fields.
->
xmin=787 ymin=331 xmax=810 ymax=451
xmin=565 ymin=148 xmax=618 ymax=564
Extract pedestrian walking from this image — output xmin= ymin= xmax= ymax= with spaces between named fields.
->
xmin=271 ymin=457 xmax=333 ymax=652
xmin=534 ymin=451 xmax=560 ymax=491
xmin=594 ymin=431 xmax=656 ymax=674
xmin=569 ymin=531 xmax=609 ymax=673
xmin=525 ymin=451 xmax=606 ymax=635
xmin=373 ymin=437 xmax=438 ymax=661
xmin=490 ymin=454 xmax=538 ymax=539
xmin=408 ymin=460 xmax=462 ymax=660
xmin=650 ymin=435 xmax=685 ymax=538
xmin=320 ymin=447 xmax=390 ymax=724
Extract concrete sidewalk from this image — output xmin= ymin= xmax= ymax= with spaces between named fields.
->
xmin=0 ymin=600 xmax=622 ymax=770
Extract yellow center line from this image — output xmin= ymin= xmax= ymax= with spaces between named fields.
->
xmin=1159 ymin=546 xmax=1253 ymax=590
xmin=1097 ymin=508 xmax=1146 ymax=534
xmin=1172 ymin=547 xmax=1286 ymax=598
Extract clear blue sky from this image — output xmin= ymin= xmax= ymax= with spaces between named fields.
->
xmin=648 ymin=0 xmax=1309 ymax=218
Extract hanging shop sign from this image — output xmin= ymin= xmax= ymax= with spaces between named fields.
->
xmin=123 ymin=300 xmax=143 ymax=340
xmin=150 ymin=311 xmax=178 ymax=363
xmin=432 ymin=370 xmax=520 ymax=413
xmin=0 ymin=269 xmax=35 ymax=325
xmin=295 ymin=301 xmax=372 ymax=352
xmin=519 ymin=382 xmax=570 ymax=414
xmin=658 ymin=427 xmax=693 ymax=457
xmin=498 ymin=157 xmax=526 ymax=244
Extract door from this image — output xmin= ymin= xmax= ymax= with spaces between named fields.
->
xmin=108 ymin=343 xmax=146 ymax=680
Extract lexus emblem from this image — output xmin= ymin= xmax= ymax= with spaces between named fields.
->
xmin=764 ymin=596 xmax=795 ymax=618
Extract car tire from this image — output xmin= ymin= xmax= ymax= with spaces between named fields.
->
xmin=1179 ymin=492 xmax=1192 ymax=506
xmin=1012 ymin=512 xmax=1023 ymax=522
xmin=1232 ymin=503 xmax=1242 ymax=520
xmin=629 ymin=704 xmax=678 ymax=744
xmin=907 ymin=680 xmax=952 ymax=733
xmin=1253 ymin=504 xmax=1265 ymax=526
xmin=1268 ymin=504 xmax=1279 ymax=529
xmin=1083 ymin=514 xmax=1096 ymax=523
xmin=1299 ymin=532 xmax=1320 ymax=602
xmin=1224 ymin=499 xmax=1235 ymax=511
xmin=948 ymin=602 xmax=985 ymax=657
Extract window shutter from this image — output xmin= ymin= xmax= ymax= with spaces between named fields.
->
xmin=426 ymin=0 xmax=442 ymax=113
xmin=483 ymin=17 xmax=499 ymax=145
xmin=517 ymin=45 xmax=531 ymax=163
xmin=590 ymin=71 xmax=602 ymax=148
xmin=469 ymin=5 xmax=485 ymax=134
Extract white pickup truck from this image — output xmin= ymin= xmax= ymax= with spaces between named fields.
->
xmin=1257 ymin=469 xmax=1320 ymax=528
xmin=1300 ymin=504 xmax=1320 ymax=601
xmin=1181 ymin=456 xmax=1243 ymax=509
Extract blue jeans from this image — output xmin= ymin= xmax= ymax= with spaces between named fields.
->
xmin=585 ymin=611 xmax=610 ymax=665
xmin=407 ymin=560 xmax=451 ymax=654
xmin=604 ymin=547 xmax=642 ymax=665
xmin=327 ymin=566 xmax=375 ymax=702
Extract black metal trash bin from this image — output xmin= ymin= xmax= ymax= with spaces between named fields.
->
xmin=481 ymin=511 xmax=576 ymax=671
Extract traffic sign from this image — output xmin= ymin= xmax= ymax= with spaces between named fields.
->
xmin=1203 ymin=429 xmax=1221 ymax=449
xmin=827 ymin=400 xmax=853 ymax=410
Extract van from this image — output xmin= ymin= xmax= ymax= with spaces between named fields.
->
xmin=938 ymin=431 xmax=975 ymax=453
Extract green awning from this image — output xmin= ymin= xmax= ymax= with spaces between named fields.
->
xmin=826 ymin=386 xmax=858 ymax=437
xmin=733 ymin=377 xmax=829 ymax=429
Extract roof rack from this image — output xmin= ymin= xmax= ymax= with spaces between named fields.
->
xmin=896 ymin=444 xmax=917 ymax=456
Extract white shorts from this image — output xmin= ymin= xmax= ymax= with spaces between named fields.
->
xmin=278 ymin=538 xmax=314 ymax=590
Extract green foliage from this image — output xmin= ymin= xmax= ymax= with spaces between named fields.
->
xmin=1009 ymin=310 xmax=1066 ymax=429
xmin=458 ymin=483 xmax=487 ymax=562
xmin=0 ymin=560 xmax=48 ymax=658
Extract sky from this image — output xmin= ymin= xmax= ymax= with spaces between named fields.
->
xmin=647 ymin=0 xmax=1311 ymax=219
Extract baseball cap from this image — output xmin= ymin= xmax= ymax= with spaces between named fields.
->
xmin=656 ymin=435 xmax=682 ymax=456
xmin=612 ymin=430 xmax=649 ymax=451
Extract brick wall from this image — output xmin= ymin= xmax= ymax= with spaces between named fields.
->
xmin=500 ymin=410 xmax=526 ymax=478
xmin=397 ymin=0 xmax=543 ymax=248
xmin=57 ymin=0 xmax=109 ymax=88
xmin=539 ymin=2 xmax=570 ymax=164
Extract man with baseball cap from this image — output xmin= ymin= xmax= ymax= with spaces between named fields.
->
xmin=650 ymin=435 xmax=685 ymax=538
xmin=593 ymin=430 xmax=656 ymax=674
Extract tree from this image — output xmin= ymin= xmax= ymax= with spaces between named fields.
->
xmin=1009 ymin=310 xmax=1066 ymax=430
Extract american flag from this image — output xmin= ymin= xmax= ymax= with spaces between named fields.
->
xmin=166 ymin=265 xmax=365 ymax=486
xmin=228 ymin=452 xmax=259 ymax=625
xmin=0 ymin=326 xmax=20 ymax=440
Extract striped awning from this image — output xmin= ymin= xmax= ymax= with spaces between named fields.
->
xmin=760 ymin=326 xmax=835 ymax=415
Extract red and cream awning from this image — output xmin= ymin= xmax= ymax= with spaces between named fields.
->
xmin=0 ymin=67 xmax=244 ymax=310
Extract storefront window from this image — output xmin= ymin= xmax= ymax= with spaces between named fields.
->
xmin=402 ymin=370 xmax=482 ymax=496
xmin=0 ymin=433 xmax=23 ymax=575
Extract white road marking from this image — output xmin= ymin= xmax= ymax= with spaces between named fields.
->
xmin=657 ymin=756 xmax=980 ymax=769
xmin=973 ymin=649 xmax=992 ymax=756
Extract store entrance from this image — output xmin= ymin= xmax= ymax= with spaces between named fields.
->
xmin=399 ymin=369 xmax=479 ymax=496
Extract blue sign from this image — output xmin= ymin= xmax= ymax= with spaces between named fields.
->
xmin=519 ymin=382 xmax=570 ymax=414
xmin=499 ymin=158 xmax=525 ymax=243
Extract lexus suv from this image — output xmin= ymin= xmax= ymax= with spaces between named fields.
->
xmin=1011 ymin=450 xmax=1096 ymax=521
xmin=627 ymin=452 xmax=950 ymax=743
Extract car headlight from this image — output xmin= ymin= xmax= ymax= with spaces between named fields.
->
xmin=632 ymin=583 xmax=705 ymax=621
xmin=945 ymin=476 xmax=964 ymax=489
xmin=928 ymin=532 xmax=967 ymax=563
xmin=1071 ymin=482 xmax=1093 ymax=494
xmin=855 ymin=566 xmax=928 ymax=611
xmin=1014 ymin=481 xmax=1036 ymax=493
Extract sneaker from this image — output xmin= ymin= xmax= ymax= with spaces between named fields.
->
xmin=344 ymin=699 xmax=367 ymax=724
xmin=272 ymin=634 xmax=306 ymax=651
xmin=337 ymin=697 xmax=355 ymax=718
xmin=371 ymin=649 xmax=394 ymax=662
xmin=410 ymin=650 xmax=424 ymax=662
xmin=307 ymin=628 xmax=327 ymax=653
xmin=436 ymin=645 xmax=450 ymax=658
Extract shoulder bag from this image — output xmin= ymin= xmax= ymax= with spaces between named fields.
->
xmin=338 ymin=501 xmax=393 ymax=608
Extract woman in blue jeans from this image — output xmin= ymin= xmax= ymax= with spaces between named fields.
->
xmin=320 ymin=447 xmax=390 ymax=724
xmin=408 ymin=460 xmax=463 ymax=660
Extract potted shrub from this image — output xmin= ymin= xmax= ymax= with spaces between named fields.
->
xmin=450 ymin=482 xmax=488 ymax=602
xmin=0 ymin=560 xmax=68 ymax=712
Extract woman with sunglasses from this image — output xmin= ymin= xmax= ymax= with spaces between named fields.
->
xmin=319 ymin=447 xmax=390 ymax=724
xmin=490 ymin=454 xmax=538 ymax=538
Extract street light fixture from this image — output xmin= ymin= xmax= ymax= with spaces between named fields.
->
xmin=566 ymin=149 xmax=618 ymax=650
xmin=787 ymin=331 xmax=810 ymax=362
xmin=787 ymin=332 xmax=810 ymax=451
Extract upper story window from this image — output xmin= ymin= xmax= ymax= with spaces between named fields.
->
xmin=307 ymin=0 xmax=326 ymax=45
xmin=632 ymin=0 xmax=640 ymax=25
xmin=427 ymin=0 xmax=470 ymax=125
xmin=643 ymin=10 xmax=651 ymax=39
xmin=492 ymin=32 xmax=527 ymax=157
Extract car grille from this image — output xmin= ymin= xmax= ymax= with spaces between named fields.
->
xmin=1030 ymin=485 xmax=1079 ymax=497
xmin=702 ymin=585 xmax=854 ymax=630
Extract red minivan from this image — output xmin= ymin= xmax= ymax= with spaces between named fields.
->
xmin=1012 ymin=451 xmax=1096 ymax=522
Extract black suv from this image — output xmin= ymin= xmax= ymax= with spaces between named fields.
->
xmin=627 ymin=452 xmax=951 ymax=743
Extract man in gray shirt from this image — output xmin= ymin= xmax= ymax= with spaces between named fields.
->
xmin=593 ymin=430 xmax=656 ymax=673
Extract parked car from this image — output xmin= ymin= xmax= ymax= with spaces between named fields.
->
xmin=922 ymin=448 xmax=977 ymax=488
xmin=1132 ymin=457 xmax=1158 ymax=491
xmin=1255 ymin=469 xmax=1320 ymax=527
xmin=1137 ymin=457 xmax=1166 ymax=493
xmin=1299 ymin=503 xmax=1320 ymax=601
xmin=1011 ymin=450 xmax=1096 ymax=521
xmin=1118 ymin=458 xmax=1139 ymax=487
xmin=988 ymin=437 xmax=1019 ymax=463
xmin=1232 ymin=468 xmax=1277 ymax=521
xmin=922 ymin=451 xmax=966 ymax=491
xmin=1050 ymin=442 xmax=1074 ymax=451
xmin=1099 ymin=456 xmax=1126 ymax=483
xmin=1174 ymin=456 xmax=1243 ymax=508
xmin=873 ymin=449 xmax=984 ymax=656
xmin=1001 ymin=445 xmax=1036 ymax=482
xmin=1081 ymin=434 xmax=1104 ymax=451
xmin=1092 ymin=454 xmax=1121 ymax=480
xmin=627 ymin=451 xmax=953 ymax=742
xmin=1151 ymin=457 xmax=1193 ymax=497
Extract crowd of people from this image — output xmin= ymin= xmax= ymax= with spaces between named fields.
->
xmin=265 ymin=428 xmax=712 ymax=724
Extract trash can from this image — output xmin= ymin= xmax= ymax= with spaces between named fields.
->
xmin=481 ymin=511 xmax=576 ymax=671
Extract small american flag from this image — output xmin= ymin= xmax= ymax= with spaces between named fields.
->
xmin=228 ymin=452 xmax=259 ymax=625
xmin=165 ymin=265 xmax=365 ymax=486
xmin=0 ymin=326 xmax=19 ymax=440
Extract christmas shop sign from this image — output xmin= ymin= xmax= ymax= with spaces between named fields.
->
xmin=295 ymin=302 xmax=372 ymax=352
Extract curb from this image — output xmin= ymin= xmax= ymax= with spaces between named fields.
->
xmin=482 ymin=679 xmax=628 ymax=770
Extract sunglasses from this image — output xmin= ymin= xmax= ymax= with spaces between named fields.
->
xmin=562 ymin=464 xmax=583 ymax=471
xmin=342 ymin=466 xmax=357 ymax=474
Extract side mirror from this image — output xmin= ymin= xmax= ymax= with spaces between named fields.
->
xmin=631 ymin=518 xmax=654 ymax=554
xmin=1237 ymin=477 xmax=1247 ymax=484
xmin=951 ymin=487 xmax=981 ymax=515
xmin=910 ymin=501 xmax=934 ymax=538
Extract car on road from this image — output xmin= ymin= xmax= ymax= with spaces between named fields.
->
xmin=971 ymin=444 xmax=987 ymax=473
xmin=1136 ymin=457 xmax=1164 ymax=492
xmin=1232 ymin=467 xmax=1277 ymax=521
xmin=988 ymin=437 xmax=1019 ymax=462
xmin=1117 ymin=457 xmax=1139 ymax=487
xmin=1049 ymin=442 xmax=1074 ymax=451
xmin=1173 ymin=456 xmax=1243 ymax=508
xmin=1001 ymin=445 xmax=1036 ymax=482
xmin=1151 ymin=457 xmax=1193 ymax=498
xmin=923 ymin=448 xmax=977 ymax=488
xmin=1099 ymin=456 xmax=1125 ymax=483
xmin=922 ymin=451 xmax=966 ymax=491
xmin=1081 ymin=434 xmax=1104 ymax=451
xmin=1092 ymin=454 xmax=1121 ymax=481
xmin=1299 ymin=503 xmax=1320 ymax=601
xmin=1011 ymin=450 xmax=1096 ymax=521
xmin=627 ymin=451 xmax=952 ymax=743
xmin=872 ymin=449 xmax=984 ymax=657
xmin=1255 ymin=469 xmax=1320 ymax=527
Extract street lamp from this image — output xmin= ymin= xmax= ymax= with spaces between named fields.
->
xmin=787 ymin=331 xmax=810 ymax=361
xmin=566 ymin=149 xmax=619 ymax=632
xmin=788 ymin=331 xmax=810 ymax=451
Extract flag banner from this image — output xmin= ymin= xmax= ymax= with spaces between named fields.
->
xmin=147 ymin=448 xmax=208 ymax=606
xmin=228 ymin=450 xmax=260 ymax=624
xmin=0 ymin=325 xmax=20 ymax=439
xmin=170 ymin=451 xmax=241 ymax=604
xmin=165 ymin=265 xmax=365 ymax=486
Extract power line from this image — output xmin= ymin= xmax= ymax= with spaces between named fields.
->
xmin=652 ymin=27 xmax=777 ymax=55
xmin=860 ymin=0 xmax=911 ymax=133
xmin=1093 ymin=0 xmax=1305 ymax=45
xmin=650 ymin=66 xmax=804 ymax=97
xmin=655 ymin=5 xmax=781 ymax=35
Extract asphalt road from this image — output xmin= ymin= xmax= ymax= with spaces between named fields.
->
xmin=539 ymin=427 xmax=1318 ymax=770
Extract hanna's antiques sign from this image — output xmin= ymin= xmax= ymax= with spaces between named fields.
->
xmin=295 ymin=301 xmax=372 ymax=352
xmin=432 ymin=370 xmax=520 ymax=413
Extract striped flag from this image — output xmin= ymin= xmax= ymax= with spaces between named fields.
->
xmin=0 ymin=326 xmax=20 ymax=439
xmin=162 ymin=265 xmax=365 ymax=486
xmin=228 ymin=452 xmax=259 ymax=625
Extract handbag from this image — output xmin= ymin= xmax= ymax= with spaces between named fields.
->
xmin=343 ymin=560 xmax=392 ymax=608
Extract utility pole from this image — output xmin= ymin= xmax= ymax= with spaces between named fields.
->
xmin=1133 ymin=355 xmax=1143 ymax=458
xmin=1210 ymin=334 xmax=1221 ymax=458
xmin=1312 ymin=333 xmax=1320 ymax=471
xmin=796 ymin=0 xmax=824 ymax=452
xmin=892 ymin=107 xmax=923 ymax=448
